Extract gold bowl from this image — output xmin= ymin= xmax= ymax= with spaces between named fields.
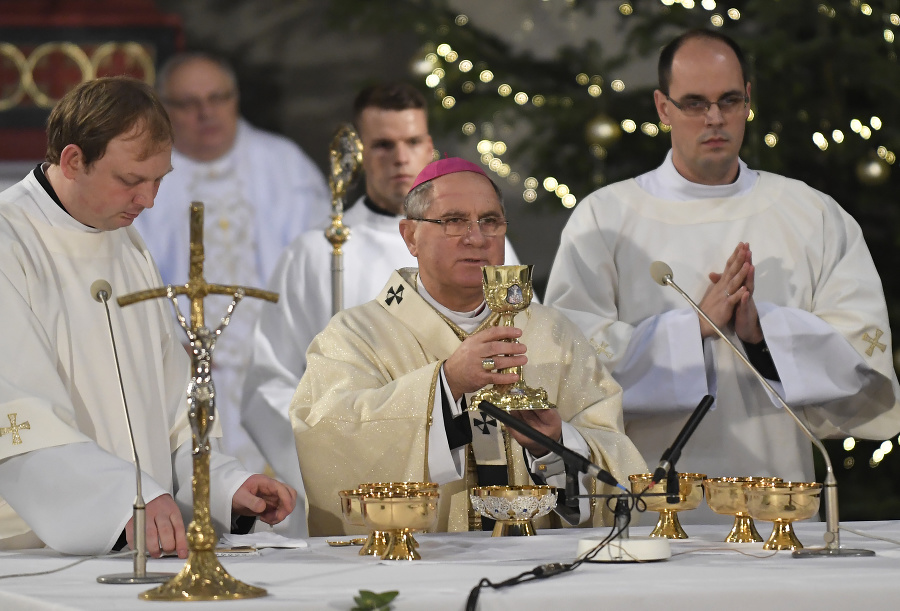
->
xmin=341 ymin=482 xmax=438 ymax=556
xmin=703 ymin=477 xmax=782 ymax=543
xmin=745 ymin=481 xmax=822 ymax=550
xmin=469 ymin=485 xmax=556 ymax=536
xmin=630 ymin=473 xmax=705 ymax=539
xmin=360 ymin=490 xmax=440 ymax=560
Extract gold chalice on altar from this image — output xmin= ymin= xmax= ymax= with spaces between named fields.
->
xmin=630 ymin=473 xmax=705 ymax=539
xmin=703 ymin=477 xmax=783 ymax=543
xmin=745 ymin=481 xmax=822 ymax=550
xmin=471 ymin=265 xmax=554 ymax=412
xmin=360 ymin=489 xmax=440 ymax=561
xmin=470 ymin=485 xmax=557 ymax=537
xmin=344 ymin=482 xmax=438 ymax=556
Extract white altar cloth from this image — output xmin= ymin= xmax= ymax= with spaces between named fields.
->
xmin=1 ymin=521 xmax=898 ymax=610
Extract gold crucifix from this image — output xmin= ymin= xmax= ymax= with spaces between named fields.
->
xmin=0 ymin=413 xmax=30 ymax=445
xmin=117 ymin=202 xmax=276 ymax=601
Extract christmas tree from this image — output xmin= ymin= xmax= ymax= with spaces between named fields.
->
xmin=332 ymin=0 xmax=900 ymax=519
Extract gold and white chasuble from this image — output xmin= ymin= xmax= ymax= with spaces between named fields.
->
xmin=291 ymin=268 xmax=646 ymax=536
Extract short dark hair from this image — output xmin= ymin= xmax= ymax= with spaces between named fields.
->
xmin=156 ymin=52 xmax=238 ymax=98
xmin=658 ymin=29 xmax=748 ymax=94
xmin=352 ymin=81 xmax=427 ymax=126
xmin=46 ymin=76 xmax=172 ymax=167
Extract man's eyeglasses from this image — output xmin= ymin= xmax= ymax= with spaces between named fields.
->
xmin=410 ymin=216 xmax=508 ymax=237
xmin=162 ymin=90 xmax=236 ymax=113
xmin=666 ymin=93 xmax=748 ymax=117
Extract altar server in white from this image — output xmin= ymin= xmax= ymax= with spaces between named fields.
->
xmin=545 ymin=29 xmax=900 ymax=523
xmin=241 ymin=83 xmax=519 ymax=536
xmin=0 ymin=77 xmax=295 ymax=556
xmin=135 ymin=53 xmax=330 ymax=473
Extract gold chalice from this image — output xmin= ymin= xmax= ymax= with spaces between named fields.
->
xmin=469 ymin=485 xmax=557 ymax=536
xmin=349 ymin=482 xmax=438 ymax=556
xmin=471 ymin=265 xmax=554 ymax=412
xmin=703 ymin=477 xmax=782 ymax=543
xmin=745 ymin=481 xmax=822 ymax=550
xmin=630 ymin=473 xmax=706 ymax=539
xmin=360 ymin=490 xmax=440 ymax=561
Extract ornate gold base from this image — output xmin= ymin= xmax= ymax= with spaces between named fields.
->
xmin=359 ymin=530 xmax=390 ymax=556
xmin=650 ymin=510 xmax=690 ymax=539
xmin=381 ymin=531 xmax=420 ymax=561
xmin=472 ymin=381 xmax=555 ymax=411
xmin=492 ymin=519 xmax=536 ymax=537
xmin=139 ymin=550 xmax=266 ymax=601
xmin=763 ymin=520 xmax=804 ymax=551
xmin=725 ymin=514 xmax=763 ymax=543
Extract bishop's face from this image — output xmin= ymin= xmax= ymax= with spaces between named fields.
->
xmin=399 ymin=171 xmax=505 ymax=312
xmin=66 ymin=128 xmax=172 ymax=230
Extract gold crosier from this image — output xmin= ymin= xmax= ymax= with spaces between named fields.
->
xmin=118 ymin=202 xmax=278 ymax=601
xmin=325 ymin=123 xmax=363 ymax=316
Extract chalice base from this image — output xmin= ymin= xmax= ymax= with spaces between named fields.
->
xmin=139 ymin=550 xmax=266 ymax=600
xmin=381 ymin=531 xmax=420 ymax=561
xmin=472 ymin=381 xmax=554 ymax=412
xmin=650 ymin=510 xmax=689 ymax=539
xmin=492 ymin=519 xmax=537 ymax=537
xmin=725 ymin=515 xmax=763 ymax=543
xmin=763 ymin=521 xmax=803 ymax=551
xmin=359 ymin=530 xmax=389 ymax=556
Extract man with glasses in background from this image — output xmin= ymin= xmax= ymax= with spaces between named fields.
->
xmin=290 ymin=158 xmax=645 ymax=536
xmin=136 ymin=52 xmax=330 ymax=476
xmin=545 ymin=29 xmax=900 ymax=524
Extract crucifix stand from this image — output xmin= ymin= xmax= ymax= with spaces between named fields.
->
xmin=117 ymin=202 xmax=277 ymax=602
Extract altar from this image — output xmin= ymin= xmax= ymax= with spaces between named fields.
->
xmin=2 ymin=521 xmax=898 ymax=610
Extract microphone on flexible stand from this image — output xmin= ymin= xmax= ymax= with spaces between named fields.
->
xmin=650 ymin=261 xmax=874 ymax=557
xmin=91 ymin=280 xmax=174 ymax=584
xmin=650 ymin=394 xmax=715 ymax=493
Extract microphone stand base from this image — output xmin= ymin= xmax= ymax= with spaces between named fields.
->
xmin=97 ymin=572 xmax=174 ymax=585
xmin=576 ymin=535 xmax=671 ymax=563
xmin=792 ymin=547 xmax=875 ymax=558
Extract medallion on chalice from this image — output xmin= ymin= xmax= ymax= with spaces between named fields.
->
xmin=471 ymin=265 xmax=555 ymax=411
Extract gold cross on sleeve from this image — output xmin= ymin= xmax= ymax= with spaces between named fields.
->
xmin=0 ymin=413 xmax=30 ymax=445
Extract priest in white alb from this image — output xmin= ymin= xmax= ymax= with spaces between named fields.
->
xmin=545 ymin=30 xmax=900 ymax=524
xmin=290 ymin=157 xmax=646 ymax=536
xmin=0 ymin=77 xmax=295 ymax=556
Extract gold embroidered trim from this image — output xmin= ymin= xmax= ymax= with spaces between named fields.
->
xmin=863 ymin=328 xmax=887 ymax=357
xmin=0 ymin=413 xmax=30 ymax=445
xmin=424 ymin=363 xmax=442 ymax=481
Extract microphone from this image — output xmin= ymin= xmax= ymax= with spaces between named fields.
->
xmin=92 ymin=280 xmax=173 ymax=584
xmin=650 ymin=395 xmax=714 ymax=487
xmin=650 ymin=261 xmax=873 ymax=557
xmin=476 ymin=401 xmax=626 ymax=491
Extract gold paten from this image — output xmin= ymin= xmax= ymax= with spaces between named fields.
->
xmin=119 ymin=203 xmax=277 ymax=601
xmin=630 ymin=473 xmax=706 ymax=539
xmin=703 ymin=476 xmax=782 ymax=543
xmin=469 ymin=485 xmax=556 ymax=537
xmin=745 ymin=481 xmax=822 ymax=550
xmin=326 ymin=123 xmax=364 ymax=315
xmin=471 ymin=265 xmax=554 ymax=411
xmin=360 ymin=489 xmax=440 ymax=561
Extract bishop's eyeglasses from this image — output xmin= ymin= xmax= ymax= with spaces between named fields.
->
xmin=410 ymin=216 xmax=508 ymax=237
xmin=666 ymin=93 xmax=749 ymax=117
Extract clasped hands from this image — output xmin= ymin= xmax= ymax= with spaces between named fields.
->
xmin=698 ymin=241 xmax=763 ymax=344
xmin=126 ymin=474 xmax=296 ymax=559
xmin=444 ymin=326 xmax=561 ymax=457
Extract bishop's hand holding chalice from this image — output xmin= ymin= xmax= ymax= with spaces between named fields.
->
xmin=468 ymin=264 xmax=559 ymax=536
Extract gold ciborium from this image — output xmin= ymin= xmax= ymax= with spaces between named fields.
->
xmin=471 ymin=265 xmax=554 ymax=412
xmin=745 ymin=481 xmax=822 ymax=550
xmin=703 ymin=477 xmax=783 ymax=543
xmin=470 ymin=485 xmax=557 ymax=536
xmin=630 ymin=473 xmax=705 ymax=539
xmin=354 ymin=482 xmax=438 ymax=555
xmin=360 ymin=490 xmax=440 ymax=561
